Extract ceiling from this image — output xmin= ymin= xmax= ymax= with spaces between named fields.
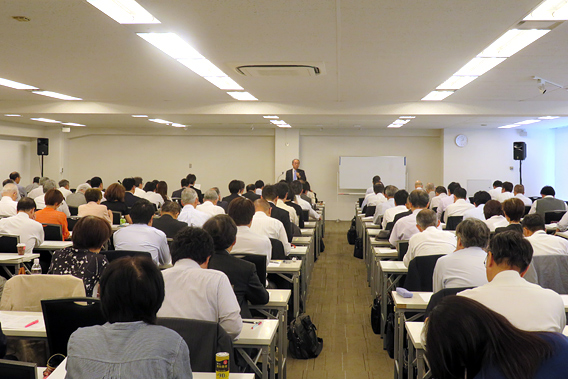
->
xmin=1 ymin=0 xmax=568 ymax=131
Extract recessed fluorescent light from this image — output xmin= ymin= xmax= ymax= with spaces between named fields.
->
xmin=132 ymin=114 xmax=148 ymax=118
xmin=478 ymin=29 xmax=550 ymax=58
xmin=203 ymin=76 xmax=243 ymax=91
xmin=30 ymin=118 xmax=61 ymax=123
xmin=498 ymin=124 xmax=519 ymax=129
xmin=524 ymin=0 xmax=568 ymax=21
xmin=227 ymin=91 xmax=258 ymax=101
xmin=263 ymin=115 xmax=279 ymax=119
xmin=421 ymin=91 xmax=454 ymax=101
xmin=4 ymin=114 xmax=21 ymax=117
xmin=171 ymin=123 xmax=186 ymax=128
xmin=515 ymin=119 xmax=541 ymax=125
xmin=270 ymin=120 xmax=287 ymax=125
xmin=392 ymin=119 xmax=410 ymax=125
xmin=399 ymin=116 xmax=415 ymax=119
xmin=61 ymin=122 xmax=86 ymax=127
xmin=178 ymin=58 xmax=227 ymax=78
xmin=436 ymin=75 xmax=478 ymax=90
xmin=32 ymin=91 xmax=82 ymax=101
xmin=148 ymin=118 xmax=171 ymax=125
xmin=0 ymin=78 xmax=38 ymax=90
xmin=387 ymin=124 xmax=402 ymax=128
xmin=454 ymin=58 xmax=507 ymax=76
xmin=137 ymin=33 xmax=203 ymax=60
xmin=87 ymin=0 xmax=160 ymax=24
xmin=539 ymin=116 xmax=560 ymax=119
xmin=278 ymin=124 xmax=292 ymax=128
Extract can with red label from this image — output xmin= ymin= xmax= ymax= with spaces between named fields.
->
xmin=216 ymin=352 xmax=230 ymax=378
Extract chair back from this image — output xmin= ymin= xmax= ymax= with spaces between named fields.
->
xmin=358 ymin=197 xmax=365 ymax=208
xmin=392 ymin=210 xmax=412 ymax=226
xmin=384 ymin=221 xmax=395 ymax=231
xmin=69 ymin=206 xmax=79 ymax=216
xmin=269 ymin=238 xmax=287 ymax=261
xmin=156 ymin=317 xmax=235 ymax=372
xmin=302 ymin=209 xmax=309 ymax=221
xmin=101 ymin=250 xmax=152 ymax=263
xmin=424 ymin=287 xmax=474 ymax=317
xmin=232 ymin=253 xmax=267 ymax=285
xmin=545 ymin=211 xmax=566 ymax=224
xmin=396 ymin=240 xmax=409 ymax=261
xmin=42 ymin=223 xmax=63 ymax=241
xmin=531 ymin=254 xmax=568 ymax=294
xmin=0 ymin=234 xmax=19 ymax=254
xmin=0 ymin=359 xmax=37 ymax=378
xmin=111 ymin=211 xmax=121 ymax=225
xmin=41 ymin=297 xmax=106 ymax=356
xmin=524 ymin=205 xmax=531 ymax=216
xmin=445 ymin=216 xmax=463 ymax=231
xmin=404 ymin=254 xmax=446 ymax=292
xmin=67 ymin=216 xmax=81 ymax=232
xmin=365 ymin=205 xmax=376 ymax=217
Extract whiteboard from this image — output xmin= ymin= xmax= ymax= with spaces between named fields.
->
xmin=339 ymin=156 xmax=407 ymax=190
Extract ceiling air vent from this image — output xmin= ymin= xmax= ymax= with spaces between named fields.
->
xmin=234 ymin=63 xmax=325 ymax=77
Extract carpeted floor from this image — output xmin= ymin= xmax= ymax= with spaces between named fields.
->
xmin=286 ymin=221 xmax=394 ymax=379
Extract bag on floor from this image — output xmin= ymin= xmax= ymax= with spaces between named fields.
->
xmin=370 ymin=297 xmax=381 ymax=334
xmin=353 ymin=237 xmax=363 ymax=259
xmin=347 ymin=217 xmax=357 ymax=245
xmin=288 ymin=314 xmax=323 ymax=359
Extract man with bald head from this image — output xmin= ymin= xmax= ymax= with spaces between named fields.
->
xmin=0 ymin=183 xmax=18 ymax=217
xmin=286 ymin=159 xmax=307 ymax=183
xmin=250 ymin=199 xmax=291 ymax=255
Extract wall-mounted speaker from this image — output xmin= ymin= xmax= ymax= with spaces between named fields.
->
xmin=513 ymin=141 xmax=526 ymax=161
xmin=37 ymin=138 xmax=49 ymax=156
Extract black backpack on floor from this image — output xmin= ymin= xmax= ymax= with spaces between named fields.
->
xmin=347 ymin=217 xmax=357 ymax=245
xmin=288 ymin=314 xmax=323 ymax=359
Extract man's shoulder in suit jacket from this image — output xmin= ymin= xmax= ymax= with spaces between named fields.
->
xmin=222 ymin=193 xmax=240 ymax=205
xmin=269 ymin=203 xmax=293 ymax=242
xmin=124 ymin=192 xmax=142 ymax=208
xmin=152 ymin=214 xmax=187 ymax=239
xmin=171 ymin=188 xmax=185 ymax=199
xmin=285 ymin=168 xmax=307 ymax=182
xmin=242 ymin=192 xmax=261 ymax=202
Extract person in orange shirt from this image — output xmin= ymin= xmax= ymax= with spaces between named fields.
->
xmin=35 ymin=189 xmax=69 ymax=240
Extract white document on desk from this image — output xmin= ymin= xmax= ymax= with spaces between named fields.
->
xmin=0 ymin=314 xmax=44 ymax=329
xmin=419 ymin=293 xmax=433 ymax=303
xmin=268 ymin=261 xmax=281 ymax=268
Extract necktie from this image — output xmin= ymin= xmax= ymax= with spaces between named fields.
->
xmin=293 ymin=170 xmax=297 ymax=180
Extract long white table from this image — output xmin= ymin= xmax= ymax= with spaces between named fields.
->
xmin=267 ymin=259 xmax=302 ymax=318
xmin=371 ymin=247 xmax=398 ymax=297
xmin=289 ymin=245 xmax=310 ymax=305
xmin=0 ymin=253 xmax=40 ymax=276
xmin=406 ymin=321 xmax=429 ymax=379
xmin=36 ymin=241 xmax=73 ymax=250
xmin=378 ymin=261 xmax=408 ymax=342
xmin=234 ymin=319 xmax=279 ymax=379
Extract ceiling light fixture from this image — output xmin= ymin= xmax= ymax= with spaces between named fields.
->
xmin=4 ymin=114 xmax=21 ymax=117
xmin=0 ymin=78 xmax=38 ymax=90
xmin=61 ymin=122 xmax=86 ymax=127
xmin=421 ymin=91 xmax=454 ymax=101
xmin=515 ymin=119 xmax=541 ymax=125
xmin=32 ymin=91 xmax=82 ymax=101
xmin=171 ymin=123 xmax=186 ymax=128
xmin=399 ymin=116 xmax=415 ymax=119
xmin=263 ymin=115 xmax=279 ymax=119
xmin=132 ymin=114 xmax=148 ymax=117
xmin=30 ymin=118 xmax=61 ymax=123
xmin=498 ymin=124 xmax=519 ymax=129
xmin=436 ymin=75 xmax=478 ymax=90
xmin=539 ymin=116 xmax=560 ymax=119
xmin=478 ymin=29 xmax=550 ymax=58
xmin=86 ymin=0 xmax=160 ymax=24
xmin=148 ymin=118 xmax=171 ymax=125
xmin=454 ymin=58 xmax=507 ymax=76
xmin=524 ymin=0 xmax=568 ymax=21
xmin=227 ymin=92 xmax=258 ymax=101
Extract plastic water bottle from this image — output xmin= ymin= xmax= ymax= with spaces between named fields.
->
xmin=31 ymin=258 xmax=42 ymax=275
xmin=120 ymin=215 xmax=126 ymax=225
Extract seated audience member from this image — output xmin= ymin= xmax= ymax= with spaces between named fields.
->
xmin=35 ymin=189 xmax=70 ymax=240
xmin=58 ymin=179 xmax=72 ymax=199
xmin=443 ymin=187 xmax=474 ymax=223
xmin=529 ymin=185 xmax=566 ymax=216
xmin=242 ymin=184 xmax=261 ymax=201
xmin=196 ymin=189 xmax=225 ymax=217
xmin=496 ymin=181 xmax=514 ymax=203
xmin=424 ymin=182 xmax=435 ymax=200
xmin=262 ymin=185 xmax=293 ymax=242
xmin=222 ymin=180 xmax=241 ymax=205
xmin=522 ymin=214 xmax=568 ymax=256
xmin=403 ymin=209 xmax=457 ymax=267
xmin=494 ymin=197 xmax=524 ymax=234
xmin=90 ymin=176 xmax=104 ymax=192
xmin=152 ymin=201 xmax=187 ymax=239
xmin=275 ymin=182 xmax=299 ymax=226
xmin=156 ymin=181 xmax=169 ymax=204
xmin=436 ymin=182 xmax=461 ymax=221
xmin=67 ymin=183 xmax=90 ymax=208
xmin=432 ymin=218 xmax=489 ymax=292
xmin=204 ymin=215 xmax=269 ymax=318
xmin=113 ymin=199 xmax=171 ymax=266
xmin=483 ymin=199 xmax=508 ymax=232
xmin=186 ymin=174 xmax=203 ymax=204
xmin=143 ymin=181 xmax=165 ymax=209
xmin=361 ymin=182 xmax=386 ymax=208
xmin=25 ymin=176 xmax=40 ymax=194
xmin=254 ymin=180 xmax=264 ymax=196
xmin=414 ymin=180 xmax=423 ymax=190
xmin=228 ymin=197 xmax=272 ymax=263
xmin=158 ymin=227 xmax=242 ymax=339
xmin=282 ymin=183 xmax=305 ymax=228
xmin=425 ymin=296 xmax=568 ymax=379
xmin=0 ymin=197 xmax=44 ymax=254
xmin=373 ymin=185 xmax=397 ymax=225
xmin=0 ymin=183 xmax=18 ymax=217
xmin=514 ymin=184 xmax=533 ymax=206
xmin=10 ymin=171 xmax=27 ymax=199
xmin=557 ymin=210 xmax=568 ymax=233
xmin=460 ymin=231 xmax=566 ymax=332
xmin=251 ymin=199 xmax=291 ymax=255
xmin=488 ymin=180 xmax=503 ymax=200
xmin=291 ymin=180 xmax=321 ymax=220
xmin=429 ymin=186 xmax=447 ymax=211
xmin=48 ymin=216 xmax=110 ymax=297
xmin=302 ymin=181 xmax=316 ymax=204
xmin=463 ymin=190 xmax=491 ymax=221
xmin=382 ymin=189 xmax=409 ymax=229
xmin=133 ymin=176 xmax=145 ymax=198
xmin=212 ymin=187 xmax=229 ymax=212
xmin=102 ymin=183 xmax=132 ymax=224
xmin=178 ymin=188 xmax=211 ymax=227
xmin=171 ymin=178 xmax=189 ymax=199
xmin=27 ymin=176 xmax=49 ymax=199
xmin=78 ymin=189 xmax=113 ymax=224
xmin=34 ymin=179 xmax=71 ymax=217
xmin=389 ymin=190 xmax=431 ymax=246
xmin=66 ymin=256 xmax=192 ymax=378
xmin=122 ymin=178 xmax=142 ymax=208
xmin=365 ymin=175 xmax=381 ymax=195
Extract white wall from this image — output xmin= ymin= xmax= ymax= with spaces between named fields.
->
xmin=443 ymin=128 xmax=555 ymax=199
xmin=554 ymin=127 xmax=568 ymax=201
xmin=0 ymin=122 xmax=47 ymax=185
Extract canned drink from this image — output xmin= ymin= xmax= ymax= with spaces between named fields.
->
xmin=216 ymin=352 xmax=230 ymax=378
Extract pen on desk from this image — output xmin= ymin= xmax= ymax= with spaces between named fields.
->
xmin=243 ymin=321 xmax=258 ymax=324
xmin=252 ymin=321 xmax=262 ymax=330
xmin=25 ymin=320 xmax=39 ymax=328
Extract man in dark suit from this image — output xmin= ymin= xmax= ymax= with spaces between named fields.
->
xmin=262 ymin=185 xmax=293 ymax=242
xmin=204 ymin=214 xmax=269 ymax=318
xmin=152 ymin=201 xmax=187 ymax=239
xmin=186 ymin=173 xmax=203 ymax=203
xmin=242 ymin=184 xmax=261 ymax=202
xmin=122 ymin=177 xmax=142 ymax=208
xmin=276 ymin=182 xmax=304 ymax=228
xmin=222 ymin=180 xmax=242 ymax=206
xmin=285 ymin=159 xmax=306 ymax=183
xmin=171 ymin=178 xmax=189 ymax=200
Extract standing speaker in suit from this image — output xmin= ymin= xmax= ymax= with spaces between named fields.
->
xmin=285 ymin=159 xmax=307 ymax=183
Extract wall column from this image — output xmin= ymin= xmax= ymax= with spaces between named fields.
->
xmin=274 ymin=128 xmax=300 ymax=182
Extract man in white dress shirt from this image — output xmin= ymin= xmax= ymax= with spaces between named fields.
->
xmin=27 ymin=177 xmax=49 ymax=200
xmin=373 ymin=185 xmax=397 ymax=225
xmin=488 ymin=180 xmax=503 ymax=200
xmin=34 ymin=179 xmax=71 ymax=217
xmin=158 ymin=226 xmax=242 ymax=339
xmin=290 ymin=181 xmax=321 ymax=220
xmin=463 ymin=191 xmax=491 ymax=221
xmin=429 ymin=186 xmax=447 ymax=211
xmin=196 ymin=189 xmax=226 ymax=217
xmin=0 ymin=183 xmax=18 ymax=217
xmin=382 ymin=189 xmax=409 ymax=229
xmin=255 ymin=180 xmax=264 ymax=196
xmin=365 ymin=175 xmax=381 ymax=195
xmin=133 ymin=177 xmax=146 ymax=198
xmin=275 ymin=182 xmax=299 ymax=226
xmin=444 ymin=187 xmax=474 ymax=223
xmin=496 ymin=181 xmax=514 ymax=203
xmin=250 ymin=199 xmax=291 ymax=255
xmin=178 ymin=188 xmax=211 ymax=227
xmin=425 ymin=183 xmax=435 ymax=200
xmin=459 ymin=230 xmax=566 ymax=332
xmin=432 ymin=218 xmax=489 ymax=292
xmin=514 ymin=184 xmax=532 ymax=206
xmin=58 ymin=179 xmax=73 ymax=199
xmin=113 ymin=199 xmax=171 ymax=266
xmin=522 ymin=214 xmax=568 ymax=256
xmin=389 ymin=190 xmax=431 ymax=246
xmin=0 ymin=197 xmax=44 ymax=254
xmin=404 ymin=209 xmax=457 ymax=267
xmin=362 ymin=182 xmax=387 ymax=209
xmin=437 ymin=182 xmax=461 ymax=221
xmin=229 ymin=197 xmax=272 ymax=263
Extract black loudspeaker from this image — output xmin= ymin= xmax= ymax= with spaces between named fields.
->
xmin=37 ymin=138 xmax=49 ymax=156
xmin=513 ymin=141 xmax=526 ymax=161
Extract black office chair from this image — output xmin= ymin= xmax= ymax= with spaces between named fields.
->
xmin=67 ymin=216 xmax=81 ymax=232
xmin=171 ymin=197 xmax=182 ymax=206
xmin=424 ymin=287 xmax=474 ymax=318
xmin=524 ymin=205 xmax=531 ymax=216
xmin=42 ymin=223 xmax=63 ymax=241
xmin=269 ymin=238 xmax=287 ymax=260
xmin=302 ymin=209 xmax=309 ymax=221
xmin=404 ymin=254 xmax=446 ymax=292
xmin=545 ymin=211 xmax=566 ymax=224
xmin=432 ymin=207 xmax=437 ymax=213
xmin=358 ymin=197 xmax=365 ymax=208
xmin=365 ymin=205 xmax=376 ymax=217
xmin=41 ymin=298 xmax=106 ymax=356
xmin=68 ymin=206 xmax=79 ymax=216
xmin=111 ymin=211 xmax=121 ymax=225
xmin=0 ymin=234 xmax=19 ymax=254
xmin=392 ymin=210 xmax=412 ymax=226
xmin=0 ymin=359 xmax=37 ymax=378
xmin=101 ymin=250 xmax=152 ymax=262
xmin=232 ymin=253 xmax=267 ymax=285
xmin=445 ymin=216 xmax=463 ymax=231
